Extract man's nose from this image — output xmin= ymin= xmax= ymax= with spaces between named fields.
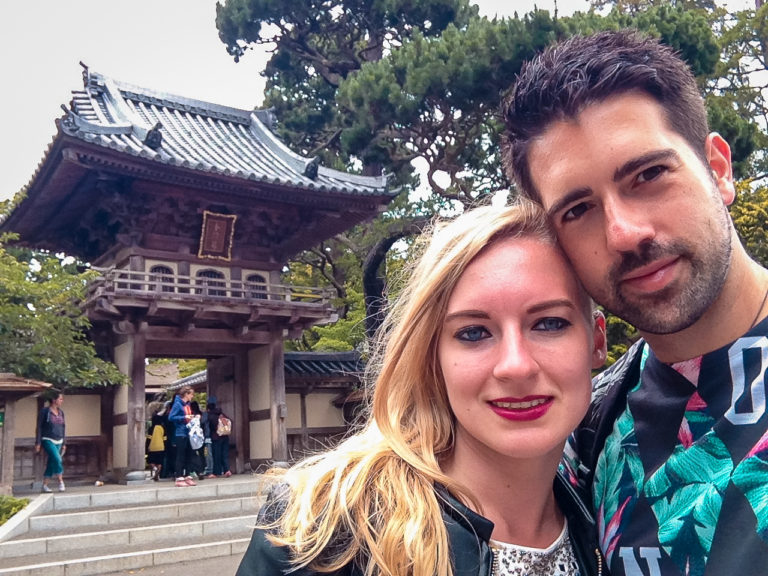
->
xmin=603 ymin=196 xmax=655 ymax=253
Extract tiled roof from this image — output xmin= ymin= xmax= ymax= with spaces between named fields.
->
xmin=169 ymin=351 xmax=363 ymax=390
xmin=283 ymin=351 xmax=364 ymax=377
xmin=58 ymin=65 xmax=389 ymax=197
xmin=167 ymin=370 xmax=208 ymax=391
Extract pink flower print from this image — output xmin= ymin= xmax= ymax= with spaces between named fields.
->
xmin=600 ymin=496 xmax=631 ymax=563
xmin=746 ymin=428 xmax=768 ymax=459
xmin=678 ymin=418 xmax=693 ymax=449
xmin=670 ymin=356 xmax=702 ymax=386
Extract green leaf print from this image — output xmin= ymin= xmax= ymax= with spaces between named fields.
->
xmin=644 ymin=433 xmax=732 ymax=573
xmin=732 ymin=456 xmax=768 ymax=538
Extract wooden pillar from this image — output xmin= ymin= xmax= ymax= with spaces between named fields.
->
xmin=234 ymin=351 xmax=250 ymax=472
xmin=101 ymin=387 xmax=114 ymax=475
xmin=0 ymin=398 xmax=14 ymax=495
xmin=127 ymin=331 xmax=147 ymax=473
xmin=270 ymin=325 xmax=288 ymax=463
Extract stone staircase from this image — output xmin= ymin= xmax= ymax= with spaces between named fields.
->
xmin=0 ymin=476 xmax=265 ymax=575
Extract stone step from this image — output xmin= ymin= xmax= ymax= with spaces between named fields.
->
xmin=20 ymin=494 xmax=260 ymax=535
xmin=0 ymin=513 xmax=258 ymax=560
xmin=0 ymin=475 xmax=267 ymax=575
xmin=0 ymin=537 xmax=251 ymax=576
xmin=47 ymin=477 xmax=261 ymax=512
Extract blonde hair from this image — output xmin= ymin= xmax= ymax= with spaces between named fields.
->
xmin=263 ymin=201 xmax=557 ymax=576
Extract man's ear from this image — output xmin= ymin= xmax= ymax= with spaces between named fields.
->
xmin=592 ymin=310 xmax=607 ymax=370
xmin=706 ymin=132 xmax=736 ymax=206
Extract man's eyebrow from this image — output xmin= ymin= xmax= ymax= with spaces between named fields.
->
xmin=613 ymin=149 xmax=680 ymax=182
xmin=546 ymin=187 xmax=592 ymax=219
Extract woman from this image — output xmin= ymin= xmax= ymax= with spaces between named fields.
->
xmin=237 ymin=202 xmax=608 ymax=576
xmin=168 ymin=386 xmax=197 ymax=487
xmin=35 ymin=389 xmax=66 ymax=493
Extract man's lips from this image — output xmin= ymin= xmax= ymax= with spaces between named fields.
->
xmin=619 ymin=257 xmax=680 ymax=292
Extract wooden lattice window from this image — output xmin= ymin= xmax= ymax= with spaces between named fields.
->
xmin=245 ymin=273 xmax=268 ymax=300
xmin=149 ymin=265 xmax=175 ymax=293
xmin=196 ymin=269 xmax=226 ymax=297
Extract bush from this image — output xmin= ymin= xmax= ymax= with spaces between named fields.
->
xmin=0 ymin=495 xmax=30 ymax=526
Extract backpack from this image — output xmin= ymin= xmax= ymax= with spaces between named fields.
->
xmin=188 ymin=415 xmax=204 ymax=450
xmin=148 ymin=423 xmax=166 ymax=452
xmin=217 ymin=414 xmax=232 ymax=436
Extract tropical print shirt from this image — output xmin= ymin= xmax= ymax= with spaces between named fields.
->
xmin=591 ymin=319 xmax=768 ymax=575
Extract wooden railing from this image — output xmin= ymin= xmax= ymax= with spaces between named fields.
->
xmin=88 ymin=269 xmax=333 ymax=306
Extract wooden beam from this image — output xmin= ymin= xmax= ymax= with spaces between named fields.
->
xmin=146 ymin=325 xmax=271 ymax=345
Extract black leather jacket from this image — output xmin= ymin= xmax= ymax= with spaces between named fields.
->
xmin=236 ymin=472 xmax=605 ymax=575
xmin=572 ymin=340 xmax=645 ymax=492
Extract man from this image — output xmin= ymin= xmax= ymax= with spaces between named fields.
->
xmin=502 ymin=29 xmax=768 ymax=576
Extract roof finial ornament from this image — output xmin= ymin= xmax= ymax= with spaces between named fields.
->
xmin=80 ymin=61 xmax=91 ymax=87
xmin=304 ymin=156 xmax=321 ymax=179
xmin=253 ymin=107 xmax=277 ymax=131
xmin=143 ymin=122 xmax=163 ymax=150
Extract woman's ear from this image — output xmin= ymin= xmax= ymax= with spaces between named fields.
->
xmin=591 ymin=310 xmax=607 ymax=370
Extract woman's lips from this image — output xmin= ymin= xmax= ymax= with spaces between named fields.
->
xmin=488 ymin=396 xmax=553 ymax=421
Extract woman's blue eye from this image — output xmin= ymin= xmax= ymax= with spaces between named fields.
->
xmin=456 ymin=326 xmax=489 ymax=342
xmin=533 ymin=317 xmax=570 ymax=331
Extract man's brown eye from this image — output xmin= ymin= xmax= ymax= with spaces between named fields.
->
xmin=637 ymin=165 xmax=665 ymax=183
xmin=563 ymin=203 xmax=589 ymax=222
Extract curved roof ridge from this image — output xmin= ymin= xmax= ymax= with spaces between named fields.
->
xmin=89 ymin=70 xmax=254 ymax=124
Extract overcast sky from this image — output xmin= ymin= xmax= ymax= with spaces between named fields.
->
xmin=0 ymin=0 xmax=751 ymax=201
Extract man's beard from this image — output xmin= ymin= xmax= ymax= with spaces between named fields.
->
xmin=601 ymin=208 xmax=732 ymax=335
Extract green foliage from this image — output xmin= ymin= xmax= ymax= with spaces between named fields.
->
xmin=0 ymin=495 xmax=29 ymax=527
xmin=290 ymin=287 xmax=368 ymax=352
xmin=337 ymin=13 xmax=565 ymax=202
xmin=605 ymin=311 xmax=639 ymax=367
xmin=178 ymin=359 xmax=207 ymax=379
xmin=0 ymin=235 xmax=127 ymax=388
xmin=731 ymin=181 xmax=768 ymax=268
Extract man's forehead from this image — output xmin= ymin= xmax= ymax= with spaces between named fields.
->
xmin=527 ymin=93 xmax=679 ymax=208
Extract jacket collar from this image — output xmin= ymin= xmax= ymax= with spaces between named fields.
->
xmin=434 ymin=483 xmax=494 ymax=541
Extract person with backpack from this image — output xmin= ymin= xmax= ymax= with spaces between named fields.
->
xmin=189 ymin=401 xmax=208 ymax=480
xmin=207 ymin=396 xmax=232 ymax=478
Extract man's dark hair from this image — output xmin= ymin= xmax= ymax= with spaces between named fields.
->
xmin=502 ymin=29 xmax=709 ymax=202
